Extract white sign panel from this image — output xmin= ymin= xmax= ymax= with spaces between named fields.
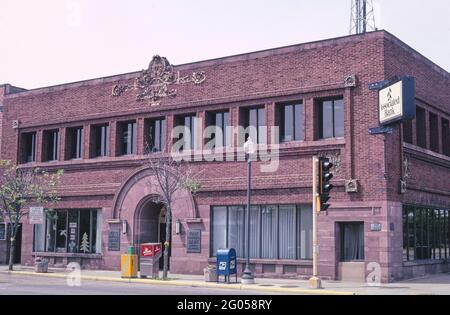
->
xmin=29 ymin=206 xmax=44 ymax=224
xmin=379 ymin=80 xmax=403 ymax=125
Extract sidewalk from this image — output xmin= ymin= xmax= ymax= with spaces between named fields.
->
xmin=1 ymin=265 xmax=450 ymax=295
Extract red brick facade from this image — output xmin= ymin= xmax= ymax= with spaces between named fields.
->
xmin=1 ymin=31 xmax=449 ymax=282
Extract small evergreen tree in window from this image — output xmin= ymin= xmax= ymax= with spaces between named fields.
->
xmin=80 ymin=232 xmax=90 ymax=253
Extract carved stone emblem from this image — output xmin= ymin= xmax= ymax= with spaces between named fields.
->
xmin=112 ymin=55 xmax=206 ymax=106
xmin=344 ymin=74 xmax=357 ymax=88
xmin=345 ymin=179 xmax=358 ymax=193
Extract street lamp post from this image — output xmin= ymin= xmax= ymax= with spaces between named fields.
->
xmin=241 ymin=137 xmax=256 ymax=284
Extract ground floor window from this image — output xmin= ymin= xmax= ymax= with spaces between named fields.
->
xmin=403 ymin=205 xmax=449 ymax=261
xmin=340 ymin=222 xmax=365 ymax=261
xmin=33 ymin=209 xmax=102 ymax=254
xmin=211 ymin=205 xmax=312 ymax=260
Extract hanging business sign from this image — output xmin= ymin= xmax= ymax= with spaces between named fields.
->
xmin=29 ymin=206 xmax=44 ymax=224
xmin=378 ymin=77 xmax=415 ymax=126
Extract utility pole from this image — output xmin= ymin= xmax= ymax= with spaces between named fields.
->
xmin=350 ymin=0 xmax=377 ymax=35
xmin=309 ymin=156 xmax=322 ymax=289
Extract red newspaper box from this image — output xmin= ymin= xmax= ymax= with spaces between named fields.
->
xmin=139 ymin=243 xmax=162 ymax=278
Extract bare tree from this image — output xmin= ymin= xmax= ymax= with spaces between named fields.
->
xmin=146 ymin=156 xmax=201 ymax=280
xmin=0 ymin=160 xmax=63 ymax=271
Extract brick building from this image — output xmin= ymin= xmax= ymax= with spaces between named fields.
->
xmin=0 ymin=31 xmax=449 ymax=282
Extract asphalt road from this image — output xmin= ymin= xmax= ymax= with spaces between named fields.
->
xmin=0 ymin=273 xmax=284 ymax=295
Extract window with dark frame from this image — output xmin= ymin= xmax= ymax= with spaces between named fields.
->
xmin=442 ymin=118 xmax=450 ymax=156
xmin=66 ymin=126 xmax=83 ymax=160
xmin=92 ymin=124 xmax=110 ymax=157
xmin=278 ymin=102 xmax=304 ymax=143
xmin=206 ymin=111 xmax=231 ymax=149
xmin=416 ymin=106 xmax=427 ymax=149
xmin=175 ymin=114 xmax=198 ymax=151
xmin=33 ymin=209 xmax=101 ymax=254
xmin=402 ymin=120 xmax=413 ymax=144
xmin=318 ymin=98 xmax=344 ymax=139
xmin=243 ymin=107 xmax=266 ymax=144
xmin=402 ymin=205 xmax=450 ymax=262
xmin=118 ymin=121 xmax=137 ymax=156
xmin=429 ymin=112 xmax=439 ymax=153
xmin=43 ymin=129 xmax=59 ymax=162
xmin=21 ymin=132 xmax=36 ymax=163
xmin=211 ymin=204 xmax=312 ymax=260
xmin=145 ymin=118 xmax=166 ymax=153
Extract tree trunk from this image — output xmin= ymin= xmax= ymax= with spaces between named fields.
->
xmin=8 ymin=225 xmax=16 ymax=271
xmin=162 ymin=207 xmax=172 ymax=280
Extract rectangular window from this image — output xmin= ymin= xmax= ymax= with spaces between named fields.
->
xmin=442 ymin=118 xmax=450 ymax=156
xmin=211 ymin=204 xmax=312 ymax=260
xmin=403 ymin=120 xmax=413 ymax=144
xmin=33 ymin=209 xmax=102 ymax=254
xmin=66 ymin=127 xmax=83 ymax=159
xmin=319 ymin=98 xmax=344 ymax=139
xmin=118 ymin=121 xmax=137 ymax=156
xmin=92 ymin=124 xmax=110 ymax=157
xmin=402 ymin=205 xmax=450 ymax=261
xmin=279 ymin=102 xmax=304 ymax=142
xmin=416 ymin=106 xmax=426 ymax=148
xmin=429 ymin=113 xmax=439 ymax=153
xmin=340 ymin=222 xmax=365 ymax=261
xmin=175 ymin=114 xmax=198 ymax=151
xmin=43 ymin=129 xmax=59 ymax=161
xmin=243 ymin=107 xmax=266 ymax=144
xmin=21 ymin=132 xmax=36 ymax=163
xmin=206 ymin=111 xmax=231 ymax=149
xmin=146 ymin=118 xmax=166 ymax=153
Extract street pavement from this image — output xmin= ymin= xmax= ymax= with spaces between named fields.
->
xmin=0 ymin=273 xmax=283 ymax=295
xmin=0 ymin=265 xmax=449 ymax=295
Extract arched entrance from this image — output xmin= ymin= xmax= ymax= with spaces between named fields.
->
xmin=134 ymin=197 xmax=169 ymax=270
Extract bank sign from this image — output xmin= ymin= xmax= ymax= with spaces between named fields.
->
xmin=378 ymin=77 xmax=415 ymax=126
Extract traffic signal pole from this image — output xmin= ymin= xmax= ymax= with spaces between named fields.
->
xmin=309 ymin=156 xmax=322 ymax=289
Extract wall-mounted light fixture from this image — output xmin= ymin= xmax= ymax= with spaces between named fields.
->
xmin=175 ymin=219 xmax=181 ymax=235
xmin=122 ymin=220 xmax=128 ymax=235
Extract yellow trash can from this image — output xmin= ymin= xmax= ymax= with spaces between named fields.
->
xmin=121 ymin=254 xmax=138 ymax=278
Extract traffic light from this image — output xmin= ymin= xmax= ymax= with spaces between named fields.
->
xmin=317 ymin=157 xmax=334 ymax=212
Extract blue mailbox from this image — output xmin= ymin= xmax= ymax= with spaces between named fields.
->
xmin=216 ymin=248 xmax=238 ymax=283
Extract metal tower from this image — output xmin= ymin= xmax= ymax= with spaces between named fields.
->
xmin=350 ymin=0 xmax=377 ymax=34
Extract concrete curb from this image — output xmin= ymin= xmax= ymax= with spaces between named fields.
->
xmin=1 ymin=270 xmax=356 ymax=295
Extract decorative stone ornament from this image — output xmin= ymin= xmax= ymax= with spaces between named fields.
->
xmin=344 ymin=74 xmax=357 ymax=88
xmin=112 ymin=55 xmax=206 ymax=106
xmin=400 ymin=180 xmax=407 ymax=194
xmin=12 ymin=120 xmax=19 ymax=129
xmin=345 ymin=179 xmax=359 ymax=193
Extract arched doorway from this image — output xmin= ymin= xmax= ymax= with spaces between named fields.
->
xmin=134 ymin=198 xmax=169 ymax=270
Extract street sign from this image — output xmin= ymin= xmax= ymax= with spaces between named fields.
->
xmin=378 ymin=77 xmax=415 ymax=126
xmin=29 ymin=206 xmax=44 ymax=224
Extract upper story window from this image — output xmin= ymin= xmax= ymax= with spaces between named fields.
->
xmin=403 ymin=120 xmax=413 ymax=144
xmin=66 ymin=126 xmax=83 ymax=160
xmin=145 ymin=118 xmax=166 ymax=153
xmin=278 ymin=102 xmax=304 ymax=143
xmin=206 ymin=111 xmax=231 ymax=149
xmin=242 ymin=106 xmax=266 ymax=144
xmin=442 ymin=118 xmax=450 ymax=157
xmin=318 ymin=98 xmax=344 ymax=139
xmin=21 ymin=132 xmax=36 ymax=163
xmin=416 ymin=106 xmax=426 ymax=149
xmin=91 ymin=124 xmax=110 ymax=158
xmin=429 ymin=112 xmax=439 ymax=153
xmin=43 ymin=129 xmax=59 ymax=162
xmin=175 ymin=114 xmax=198 ymax=151
xmin=118 ymin=121 xmax=137 ymax=156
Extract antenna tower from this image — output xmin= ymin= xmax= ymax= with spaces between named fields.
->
xmin=350 ymin=0 xmax=377 ymax=34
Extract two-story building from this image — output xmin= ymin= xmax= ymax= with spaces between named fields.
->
xmin=1 ymin=30 xmax=449 ymax=282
